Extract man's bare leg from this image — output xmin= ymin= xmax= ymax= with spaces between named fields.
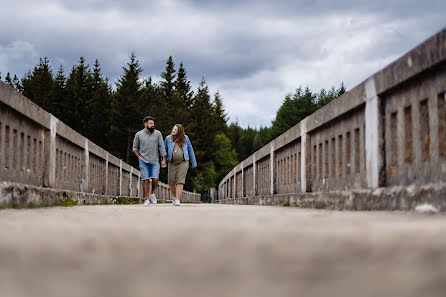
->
xmin=150 ymin=178 xmax=158 ymax=194
xmin=143 ymin=180 xmax=150 ymax=200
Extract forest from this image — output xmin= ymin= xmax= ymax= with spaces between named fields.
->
xmin=1 ymin=55 xmax=345 ymax=192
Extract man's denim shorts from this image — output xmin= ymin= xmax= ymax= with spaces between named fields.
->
xmin=139 ymin=160 xmax=160 ymax=180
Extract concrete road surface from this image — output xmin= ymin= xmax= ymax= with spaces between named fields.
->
xmin=0 ymin=204 xmax=445 ymax=297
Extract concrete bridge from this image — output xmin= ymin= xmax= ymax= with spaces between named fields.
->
xmin=1 ymin=28 xmax=446 ymax=297
xmin=219 ymin=28 xmax=446 ymax=211
xmin=0 ymin=77 xmax=200 ymax=206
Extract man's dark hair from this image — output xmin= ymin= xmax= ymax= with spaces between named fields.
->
xmin=143 ymin=116 xmax=155 ymax=124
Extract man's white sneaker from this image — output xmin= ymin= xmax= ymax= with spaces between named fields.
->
xmin=171 ymin=197 xmax=176 ymax=205
xmin=174 ymin=199 xmax=180 ymax=206
xmin=143 ymin=199 xmax=151 ymax=206
xmin=149 ymin=194 xmax=157 ymax=204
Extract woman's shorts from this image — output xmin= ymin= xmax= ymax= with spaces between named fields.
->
xmin=139 ymin=160 xmax=160 ymax=180
xmin=168 ymin=161 xmax=189 ymax=185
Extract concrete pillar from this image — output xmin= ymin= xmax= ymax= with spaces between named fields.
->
xmin=84 ymin=139 xmax=89 ymax=193
xmin=137 ymin=171 xmax=141 ymax=198
xmin=253 ymin=154 xmax=256 ymax=196
xmin=301 ymin=118 xmax=310 ymax=192
xmin=105 ymin=153 xmax=109 ymax=195
xmin=129 ymin=167 xmax=133 ymax=197
xmin=233 ymin=169 xmax=236 ymax=198
xmin=365 ymin=78 xmax=384 ymax=188
xmin=119 ymin=160 xmax=123 ymax=196
xmin=48 ymin=115 xmax=58 ymax=188
xmin=241 ymin=161 xmax=244 ymax=197
xmin=270 ymin=142 xmax=275 ymax=195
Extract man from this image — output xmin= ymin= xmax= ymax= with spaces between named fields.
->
xmin=133 ymin=116 xmax=167 ymax=205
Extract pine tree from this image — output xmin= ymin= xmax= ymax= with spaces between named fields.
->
xmin=253 ymin=133 xmax=263 ymax=151
xmin=188 ymin=78 xmax=219 ymax=190
xmin=12 ymin=75 xmax=22 ymax=92
xmin=173 ymin=62 xmax=193 ymax=134
xmin=5 ymin=72 xmax=13 ymax=87
xmin=109 ymin=53 xmax=143 ymax=163
xmin=51 ymin=65 xmax=67 ymax=120
xmin=65 ymin=57 xmax=95 ymax=134
xmin=160 ymin=56 xmax=177 ymax=127
xmin=212 ymin=91 xmax=227 ymax=135
xmin=160 ymin=56 xmax=176 ymax=103
xmin=214 ymin=133 xmax=238 ymax=183
xmin=86 ymin=59 xmax=113 ymax=149
xmin=21 ymin=58 xmax=55 ymax=113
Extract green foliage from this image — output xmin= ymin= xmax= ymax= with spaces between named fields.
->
xmin=21 ymin=58 xmax=55 ymax=113
xmin=109 ymin=53 xmax=143 ymax=164
xmin=115 ymin=197 xmax=140 ymax=204
xmin=213 ymin=133 xmax=238 ymax=182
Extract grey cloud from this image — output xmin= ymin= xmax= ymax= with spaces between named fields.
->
xmin=0 ymin=0 xmax=445 ymax=127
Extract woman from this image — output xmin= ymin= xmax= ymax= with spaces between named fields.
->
xmin=164 ymin=124 xmax=197 ymax=206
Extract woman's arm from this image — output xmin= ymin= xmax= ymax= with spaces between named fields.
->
xmin=186 ymin=136 xmax=197 ymax=167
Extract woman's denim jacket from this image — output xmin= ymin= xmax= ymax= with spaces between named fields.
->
xmin=164 ymin=135 xmax=197 ymax=167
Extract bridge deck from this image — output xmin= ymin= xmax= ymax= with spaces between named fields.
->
xmin=1 ymin=204 xmax=445 ymax=297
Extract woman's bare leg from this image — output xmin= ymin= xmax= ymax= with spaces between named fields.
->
xmin=175 ymin=184 xmax=184 ymax=200
xmin=169 ymin=184 xmax=176 ymax=199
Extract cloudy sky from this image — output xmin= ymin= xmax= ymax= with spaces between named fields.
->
xmin=1 ymin=0 xmax=445 ymax=128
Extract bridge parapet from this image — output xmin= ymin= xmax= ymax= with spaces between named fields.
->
xmin=0 ymin=81 xmax=200 ymax=205
xmin=219 ymin=28 xmax=446 ymax=210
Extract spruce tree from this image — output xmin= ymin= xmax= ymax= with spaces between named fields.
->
xmin=86 ymin=59 xmax=113 ymax=149
xmin=12 ymin=75 xmax=22 ymax=92
xmin=51 ymin=65 xmax=67 ymax=121
xmin=173 ymin=62 xmax=193 ymax=134
xmin=160 ymin=56 xmax=177 ymax=126
xmin=109 ymin=53 xmax=143 ymax=164
xmin=21 ymin=58 xmax=55 ymax=113
xmin=212 ymin=91 xmax=227 ymax=134
xmin=65 ymin=57 xmax=94 ymax=134
xmin=5 ymin=72 xmax=13 ymax=87
xmin=189 ymin=78 xmax=219 ymax=190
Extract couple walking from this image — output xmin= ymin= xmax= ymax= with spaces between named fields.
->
xmin=132 ymin=116 xmax=197 ymax=206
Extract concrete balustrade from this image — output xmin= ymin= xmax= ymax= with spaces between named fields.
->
xmin=0 ymin=81 xmax=200 ymax=205
xmin=219 ymin=28 xmax=446 ymax=210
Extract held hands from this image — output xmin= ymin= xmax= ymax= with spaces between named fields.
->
xmin=161 ymin=160 xmax=167 ymax=168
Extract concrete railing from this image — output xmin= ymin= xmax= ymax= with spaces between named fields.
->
xmin=0 ymin=81 xmax=200 ymax=204
xmin=219 ymin=28 xmax=446 ymax=210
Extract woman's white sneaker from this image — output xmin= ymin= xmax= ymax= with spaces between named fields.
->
xmin=143 ymin=199 xmax=151 ymax=206
xmin=174 ymin=199 xmax=181 ymax=206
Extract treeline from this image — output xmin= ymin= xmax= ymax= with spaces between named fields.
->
xmin=226 ymin=84 xmax=346 ymax=162
xmin=1 ymin=56 xmax=345 ymax=192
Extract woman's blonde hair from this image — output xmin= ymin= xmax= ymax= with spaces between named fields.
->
xmin=170 ymin=124 xmax=186 ymax=147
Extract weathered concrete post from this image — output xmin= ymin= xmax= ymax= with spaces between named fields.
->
xmin=105 ymin=153 xmax=109 ymax=194
xmin=252 ymin=154 xmax=256 ymax=196
xmin=129 ymin=167 xmax=133 ymax=197
xmin=365 ymin=78 xmax=385 ymax=188
xmin=241 ymin=161 xmax=244 ymax=197
xmin=137 ymin=171 xmax=141 ymax=197
xmin=270 ymin=142 xmax=275 ymax=195
xmin=47 ymin=115 xmax=58 ymax=188
xmin=84 ymin=139 xmax=89 ymax=192
xmin=233 ymin=169 xmax=236 ymax=198
xmin=300 ymin=118 xmax=311 ymax=192
xmin=119 ymin=160 xmax=123 ymax=196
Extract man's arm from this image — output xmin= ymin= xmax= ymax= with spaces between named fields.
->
xmin=132 ymin=133 xmax=142 ymax=160
xmin=133 ymin=150 xmax=143 ymax=161
xmin=159 ymin=132 xmax=167 ymax=167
